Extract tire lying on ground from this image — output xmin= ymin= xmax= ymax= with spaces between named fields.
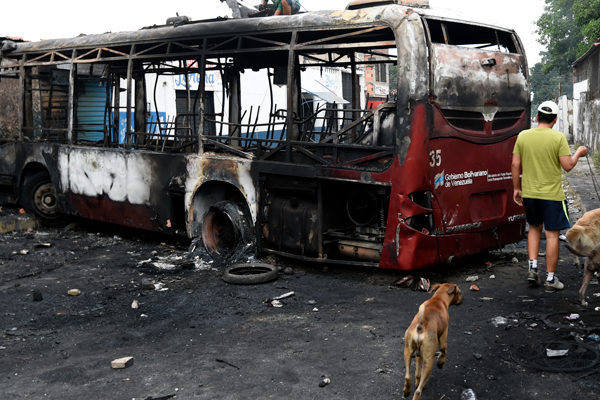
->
xmin=222 ymin=263 xmax=279 ymax=285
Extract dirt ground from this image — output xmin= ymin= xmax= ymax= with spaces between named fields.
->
xmin=2 ymin=161 xmax=600 ymax=400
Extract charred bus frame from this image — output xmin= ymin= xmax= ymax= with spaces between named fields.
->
xmin=0 ymin=1 xmax=530 ymax=270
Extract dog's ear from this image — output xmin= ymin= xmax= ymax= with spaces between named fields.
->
xmin=447 ymin=284 xmax=456 ymax=295
xmin=429 ymin=283 xmax=441 ymax=293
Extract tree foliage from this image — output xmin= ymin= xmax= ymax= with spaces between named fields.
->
xmin=530 ymin=62 xmax=572 ymax=111
xmin=536 ymin=0 xmax=600 ymax=74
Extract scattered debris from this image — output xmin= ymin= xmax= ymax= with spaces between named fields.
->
xmin=67 ymin=289 xmax=81 ymax=296
xmin=546 ymin=349 xmax=569 ymax=358
xmin=417 ymin=277 xmax=430 ymax=292
xmin=216 ymin=358 xmax=240 ymax=370
xmin=481 ymin=297 xmax=494 ymax=301
xmin=489 ymin=274 xmax=496 ymax=279
xmin=565 ymin=313 xmax=580 ymax=321
xmin=461 ymin=388 xmax=477 ymax=400
xmin=392 ymin=275 xmax=414 ymax=287
xmin=490 ymin=316 xmax=508 ymax=327
xmin=469 ymin=285 xmax=480 ymax=292
xmin=111 ymin=356 xmax=134 ymax=369
xmin=140 ymin=314 xmax=148 ymax=318
xmin=12 ymin=249 xmax=29 ymax=255
xmin=466 ymin=275 xmax=479 ymax=282
xmin=34 ymin=242 xmax=52 ymax=248
xmin=511 ymin=257 xmax=519 ymax=263
xmin=269 ymin=300 xmax=283 ymax=308
xmin=283 ymin=267 xmax=294 ymax=275
xmin=18 ymin=208 xmax=26 ymax=214
xmin=587 ymin=334 xmax=600 ymax=342
xmin=131 ymin=300 xmax=139 ymax=309
xmin=272 ymin=291 xmax=295 ymax=301
xmin=593 ymin=293 xmax=600 ymax=297
xmin=319 ymin=376 xmax=331 ymax=388
xmin=473 ymin=353 xmax=483 ymax=360
xmin=312 ymin=307 xmax=319 ymax=312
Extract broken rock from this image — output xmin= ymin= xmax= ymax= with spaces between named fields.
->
xmin=111 ymin=356 xmax=134 ymax=369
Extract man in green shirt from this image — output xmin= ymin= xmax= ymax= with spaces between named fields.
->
xmin=512 ymin=101 xmax=587 ymax=290
xmin=261 ymin=0 xmax=301 ymax=15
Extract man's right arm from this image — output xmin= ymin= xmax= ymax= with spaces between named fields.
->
xmin=511 ymin=153 xmax=523 ymax=206
xmin=560 ymin=145 xmax=588 ymax=172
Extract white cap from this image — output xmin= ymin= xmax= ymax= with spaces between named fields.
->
xmin=537 ymin=101 xmax=558 ymax=115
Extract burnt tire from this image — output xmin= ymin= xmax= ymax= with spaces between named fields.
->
xmin=201 ymin=201 xmax=254 ymax=260
xmin=222 ymin=263 xmax=278 ymax=285
xmin=20 ymin=171 xmax=61 ymax=222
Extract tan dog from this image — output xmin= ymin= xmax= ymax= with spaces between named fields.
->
xmin=565 ymin=208 xmax=600 ymax=306
xmin=565 ymin=208 xmax=600 ymax=256
xmin=403 ymin=283 xmax=462 ymax=400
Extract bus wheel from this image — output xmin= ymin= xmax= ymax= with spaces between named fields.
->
xmin=21 ymin=171 xmax=60 ymax=222
xmin=201 ymin=201 xmax=254 ymax=261
xmin=222 ymin=263 xmax=278 ymax=285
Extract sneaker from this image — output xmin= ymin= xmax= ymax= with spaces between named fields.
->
xmin=559 ymin=234 xmax=567 ymax=242
xmin=527 ymin=269 xmax=539 ymax=285
xmin=544 ymin=277 xmax=564 ymax=290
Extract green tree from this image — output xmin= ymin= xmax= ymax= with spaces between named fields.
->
xmin=573 ymin=0 xmax=600 ymax=54
xmin=536 ymin=0 xmax=600 ymax=73
xmin=530 ymin=62 xmax=572 ymax=112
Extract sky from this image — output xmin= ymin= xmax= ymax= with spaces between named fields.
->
xmin=2 ymin=0 xmax=546 ymax=66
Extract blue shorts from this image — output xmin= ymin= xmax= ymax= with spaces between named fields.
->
xmin=523 ymin=198 xmax=570 ymax=231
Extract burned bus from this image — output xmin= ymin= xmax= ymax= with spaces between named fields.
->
xmin=0 ymin=0 xmax=529 ymax=270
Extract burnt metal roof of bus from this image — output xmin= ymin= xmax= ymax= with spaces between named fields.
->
xmin=2 ymin=4 xmax=516 ymax=56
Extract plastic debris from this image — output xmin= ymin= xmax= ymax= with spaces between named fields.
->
xmin=490 ymin=316 xmax=508 ymax=327
xmin=131 ymin=300 xmax=139 ymax=309
xmin=565 ymin=313 xmax=580 ymax=321
xmin=489 ymin=274 xmax=496 ymax=279
xmin=272 ymin=291 xmax=295 ymax=300
xmin=417 ymin=277 xmax=430 ymax=292
xmin=319 ymin=376 xmax=331 ymax=387
xmin=588 ymin=333 xmax=600 ymax=342
xmin=466 ymin=275 xmax=479 ymax=282
xmin=469 ymin=284 xmax=480 ymax=291
xmin=392 ymin=275 xmax=414 ymax=287
xmin=546 ymin=349 xmax=569 ymax=358
xmin=270 ymin=300 xmax=283 ymax=308
xmin=461 ymin=388 xmax=477 ymax=400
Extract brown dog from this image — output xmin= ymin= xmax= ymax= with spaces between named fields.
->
xmin=565 ymin=208 xmax=600 ymax=306
xmin=403 ymin=283 xmax=462 ymax=400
